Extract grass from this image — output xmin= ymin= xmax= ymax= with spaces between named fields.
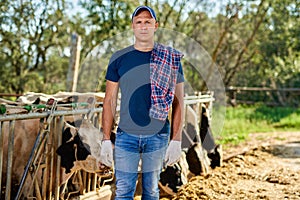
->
xmin=215 ymin=104 xmax=300 ymax=145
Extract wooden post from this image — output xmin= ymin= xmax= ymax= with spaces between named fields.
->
xmin=67 ymin=33 xmax=81 ymax=92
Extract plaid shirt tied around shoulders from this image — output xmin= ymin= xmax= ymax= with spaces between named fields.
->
xmin=149 ymin=43 xmax=184 ymax=121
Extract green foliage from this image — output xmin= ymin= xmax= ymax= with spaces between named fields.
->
xmin=0 ymin=0 xmax=298 ymax=103
xmin=249 ymin=104 xmax=300 ymax=123
xmin=274 ymin=112 xmax=300 ymax=129
xmin=236 ymin=0 xmax=300 ymax=90
xmin=77 ymin=0 xmax=137 ymax=58
xmin=0 ymin=0 xmax=70 ymax=94
xmin=218 ymin=104 xmax=300 ymax=145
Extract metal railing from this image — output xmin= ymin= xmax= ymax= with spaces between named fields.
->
xmin=0 ymin=102 xmax=110 ymax=200
xmin=0 ymin=93 xmax=214 ymax=200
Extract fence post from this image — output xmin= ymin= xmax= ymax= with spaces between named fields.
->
xmin=67 ymin=33 xmax=81 ymax=92
xmin=5 ymin=120 xmax=15 ymax=200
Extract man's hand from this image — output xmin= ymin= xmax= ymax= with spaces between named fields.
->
xmin=99 ymin=140 xmax=113 ymax=167
xmin=164 ymin=140 xmax=182 ymax=166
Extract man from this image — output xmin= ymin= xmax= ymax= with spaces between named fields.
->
xmin=100 ymin=5 xmax=184 ymax=199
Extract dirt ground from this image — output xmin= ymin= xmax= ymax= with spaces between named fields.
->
xmin=166 ymin=131 xmax=300 ymax=200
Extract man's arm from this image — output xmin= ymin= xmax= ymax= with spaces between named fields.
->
xmin=102 ymin=80 xmax=119 ymax=140
xmin=164 ymin=82 xmax=184 ymax=166
xmin=171 ymin=82 xmax=184 ymax=141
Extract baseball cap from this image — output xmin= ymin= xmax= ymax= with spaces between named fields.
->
xmin=131 ymin=6 xmax=157 ymax=21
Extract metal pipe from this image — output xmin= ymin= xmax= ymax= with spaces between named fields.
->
xmin=48 ymin=119 xmax=56 ymax=199
xmin=14 ymin=123 xmax=48 ymax=200
xmin=184 ymin=95 xmax=212 ymax=100
xmin=92 ymin=173 xmax=97 ymax=192
xmin=28 ymin=152 xmax=45 ymax=200
xmin=87 ymin=173 xmax=91 ymax=193
xmin=184 ymin=98 xmax=215 ymax=105
xmin=4 ymin=102 xmax=102 ymax=110
xmin=42 ymin=131 xmax=50 ymax=200
xmin=27 ymin=131 xmax=49 ymax=200
xmin=0 ymin=108 xmax=103 ymax=121
xmin=34 ymin=178 xmax=42 ymax=200
xmin=78 ymin=171 xmax=84 ymax=194
xmin=54 ymin=116 xmax=63 ymax=200
xmin=5 ymin=120 xmax=15 ymax=200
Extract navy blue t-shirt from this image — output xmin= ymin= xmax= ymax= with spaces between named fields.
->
xmin=105 ymin=45 xmax=184 ymax=135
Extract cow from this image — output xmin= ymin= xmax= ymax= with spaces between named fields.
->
xmin=57 ymin=118 xmax=117 ymax=172
xmin=183 ymin=103 xmax=222 ymax=174
xmin=0 ymin=92 xmax=106 ymax=199
xmin=207 ymin=144 xmax=222 ymax=169
xmin=57 ymin=118 xmax=116 ymax=174
xmin=185 ymin=143 xmax=211 ymax=176
xmin=56 ymin=118 xmax=115 ymax=198
xmin=1 ymin=118 xmax=41 ymax=199
xmin=199 ymin=102 xmax=223 ymax=169
xmin=16 ymin=91 xmax=104 ymax=106
xmin=56 ymin=121 xmax=91 ymax=174
xmin=159 ymin=152 xmax=190 ymax=197
xmin=182 ymin=105 xmax=199 ymax=149
xmin=133 ymin=151 xmax=190 ymax=198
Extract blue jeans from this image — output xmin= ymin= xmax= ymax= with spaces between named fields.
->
xmin=114 ymin=131 xmax=169 ymax=200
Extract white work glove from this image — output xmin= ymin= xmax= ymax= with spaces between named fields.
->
xmin=99 ymin=140 xmax=113 ymax=168
xmin=164 ymin=140 xmax=182 ymax=166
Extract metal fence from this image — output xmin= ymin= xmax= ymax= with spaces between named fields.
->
xmin=0 ymin=101 xmax=112 ymax=200
xmin=0 ymin=93 xmax=214 ymax=200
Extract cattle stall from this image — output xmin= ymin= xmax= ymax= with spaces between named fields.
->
xmin=0 ymin=92 xmax=215 ymax=200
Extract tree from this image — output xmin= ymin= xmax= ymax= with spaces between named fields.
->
xmin=0 ymin=0 xmax=298 ymax=101
xmin=234 ymin=0 xmax=300 ymax=105
xmin=0 ymin=0 xmax=70 ymax=94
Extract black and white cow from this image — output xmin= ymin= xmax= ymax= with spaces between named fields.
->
xmin=159 ymin=152 xmax=189 ymax=196
xmin=56 ymin=118 xmax=115 ymax=174
xmin=56 ymin=120 xmax=90 ymax=173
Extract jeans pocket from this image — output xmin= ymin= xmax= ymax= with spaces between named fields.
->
xmin=116 ymin=131 xmax=124 ymax=137
xmin=115 ymin=131 xmax=124 ymax=145
xmin=157 ymin=132 xmax=169 ymax=139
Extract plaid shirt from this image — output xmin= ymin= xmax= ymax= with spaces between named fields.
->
xmin=149 ymin=43 xmax=183 ymax=120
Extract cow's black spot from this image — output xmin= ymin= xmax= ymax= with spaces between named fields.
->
xmin=56 ymin=125 xmax=90 ymax=173
xmin=159 ymin=164 xmax=183 ymax=193
xmin=207 ymin=144 xmax=222 ymax=169
xmin=186 ymin=143 xmax=204 ymax=175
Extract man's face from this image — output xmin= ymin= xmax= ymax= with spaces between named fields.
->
xmin=132 ymin=10 xmax=158 ymax=43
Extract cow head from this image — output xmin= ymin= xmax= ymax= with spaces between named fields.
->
xmin=159 ymin=152 xmax=189 ymax=196
xmin=186 ymin=143 xmax=210 ymax=175
xmin=56 ymin=121 xmax=91 ymax=173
